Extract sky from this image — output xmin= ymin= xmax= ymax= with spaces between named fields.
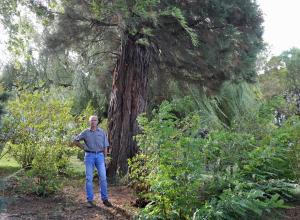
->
xmin=0 ymin=23 xmax=9 ymax=68
xmin=256 ymin=0 xmax=300 ymax=55
xmin=1 ymin=0 xmax=300 ymax=67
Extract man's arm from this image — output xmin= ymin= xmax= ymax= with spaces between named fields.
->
xmin=72 ymin=140 xmax=85 ymax=150
xmin=72 ymin=130 xmax=86 ymax=150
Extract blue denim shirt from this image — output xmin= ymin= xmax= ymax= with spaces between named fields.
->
xmin=74 ymin=127 xmax=109 ymax=152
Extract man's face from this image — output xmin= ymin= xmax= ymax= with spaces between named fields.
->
xmin=89 ymin=116 xmax=98 ymax=127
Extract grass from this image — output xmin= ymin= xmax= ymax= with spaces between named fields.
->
xmin=0 ymin=152 xmax=20 ymax=178
xmin=0 ymin=151 xmax=85 ymax=178
xmin=68 ymin=155 xmax=85 ymax=177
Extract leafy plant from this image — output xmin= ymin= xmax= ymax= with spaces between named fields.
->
xmin=2 ymin=88 xmax=77 ymax=195
xmin=131 ymin=99 xmax=299 ymax=220
xmin=27 ymin=146 xmax=62 ymax=197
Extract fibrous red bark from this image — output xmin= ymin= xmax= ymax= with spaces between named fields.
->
xmin=107 ymin=36 xmax=152 ymax=177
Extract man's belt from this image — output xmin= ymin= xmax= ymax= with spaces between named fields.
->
xmin=85 ymin=150 xmax=104 ymax=154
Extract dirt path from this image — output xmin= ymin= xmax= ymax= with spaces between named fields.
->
xmin=0 ymin=182 xmax=138 ymax=220
xmin=282 ymin=203 xmax=300 ymax=220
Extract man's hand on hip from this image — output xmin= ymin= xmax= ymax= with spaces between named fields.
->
xmin=105 ymin=156 xmax=111 ymax=167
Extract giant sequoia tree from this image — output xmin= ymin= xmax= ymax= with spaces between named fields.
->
xmin=1 ymin=0 xmax=264 ymax=177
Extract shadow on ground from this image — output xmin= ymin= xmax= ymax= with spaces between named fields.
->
xmin=0 ymin=175 xmax=137 ymax=220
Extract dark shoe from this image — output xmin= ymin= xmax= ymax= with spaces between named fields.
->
xmin=103 ymin=200 xmax=113 ymax=207
xmin=87 ymin=200 xmax=97 ymax=208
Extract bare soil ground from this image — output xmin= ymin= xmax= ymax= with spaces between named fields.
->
xmin=0 ymin=177 xmax=138 ymax=220
xmin=1 ymin=169 xmax=299 ymax=220
xmin=282 ymin=202 xmax=300 ymax=220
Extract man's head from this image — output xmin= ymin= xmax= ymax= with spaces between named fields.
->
xmin=89 ymin=115 xmax=98 ymax=129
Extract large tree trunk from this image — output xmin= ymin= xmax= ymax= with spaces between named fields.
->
xmin=107 ymin=36 xmax=152 ymax=178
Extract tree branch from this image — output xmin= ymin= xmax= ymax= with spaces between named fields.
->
xmin=90 ymin=18 xmax=118 ymax=28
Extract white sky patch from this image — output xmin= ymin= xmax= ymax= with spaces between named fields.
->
xmin=257 ymin=0 xmax=300 ymax=56
xmin=0 ymin=23 xmax=10 ymax=70
xmin=0 ymin=4 xmax=45 ymax=76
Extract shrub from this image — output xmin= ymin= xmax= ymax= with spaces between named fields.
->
xmin=27 ymin=146 xmax=61 ymax=196
xmin=2 ymin=88 xmax=77 ymax=195
xmin=131 ymin=100 xmax=299 ymax=220
xmin=128 ymin=153 xmax=151 ymax=207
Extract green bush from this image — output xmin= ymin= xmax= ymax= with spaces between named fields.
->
xmin=128 ymin=153 xmax=151 ymax=206
xmin=243 ymin=116 xmax=300 ymax=181
xmin=194 ymin=188 xmax=287 ymax=220
xmin=131 ymin=100 xmax=299 ymax=220
xmin=5 ymin=142 xmax=37 ymax=169
xmin=2 ymin=88 xmax=78 ymax=195
xmin=3 ymin=89 xmax=76 ymax=167
xmin=134 ymin=101 xmax=206 ymax=219
xmin=27 ymin=146 xmax=61 ymax=196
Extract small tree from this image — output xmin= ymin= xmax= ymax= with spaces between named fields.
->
xmin=2 ymin=88 xmax=77 ymax=195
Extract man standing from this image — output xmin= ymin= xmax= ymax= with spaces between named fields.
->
xmin=73 ymin=115 xmax=113 ymax=208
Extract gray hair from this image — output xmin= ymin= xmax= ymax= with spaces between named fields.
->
xmin=89 ymin=115 xmax=98 ymax=122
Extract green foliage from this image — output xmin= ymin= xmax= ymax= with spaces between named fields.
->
xmin=258 ymin=56 xmax=287 ymax=99
xmin=29 ymin=0 xmax=263 ymax=91
xmin=281 ymin=48 xmax=300 ymax=91
xmin=27 ymin=146 xmax=62 ymax=197
xmin=0 ymin=0 xmax=38 ymax=66
xmin=130 ymin=99 xmax=299 ymax=220
xmin=3 ymin=88 xmax=74 ymax=167
xmin=160 ymin=6 xmax=199 ymax=46
xmin=2 ymin=88 xmax=78 ymax=195
xmin=259 ymin=47 xmax=300 ymax=100
xmin=244 ymin=116 xmax=300 ymax=181
xmin=185 ymin=81 xmax=262 ymax=129
xmin=134 ymin=102 xmax=204 ymax=219
xmin=194 ymin=188 xmax=287 ymax=220
xmin=218 ymin=82 xmax=261 ymax=124
xmin=128 ymin=153 xmax=150 ymax=199
xmin=131 ymin=0 xmax=159 ymax=18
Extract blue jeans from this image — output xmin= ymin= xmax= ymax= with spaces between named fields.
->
xmin=84 ymin=152 xmax=108 ymax=201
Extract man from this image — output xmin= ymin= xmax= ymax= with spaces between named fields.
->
xmin=73 ymin=115 xmax=113 ymax=208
